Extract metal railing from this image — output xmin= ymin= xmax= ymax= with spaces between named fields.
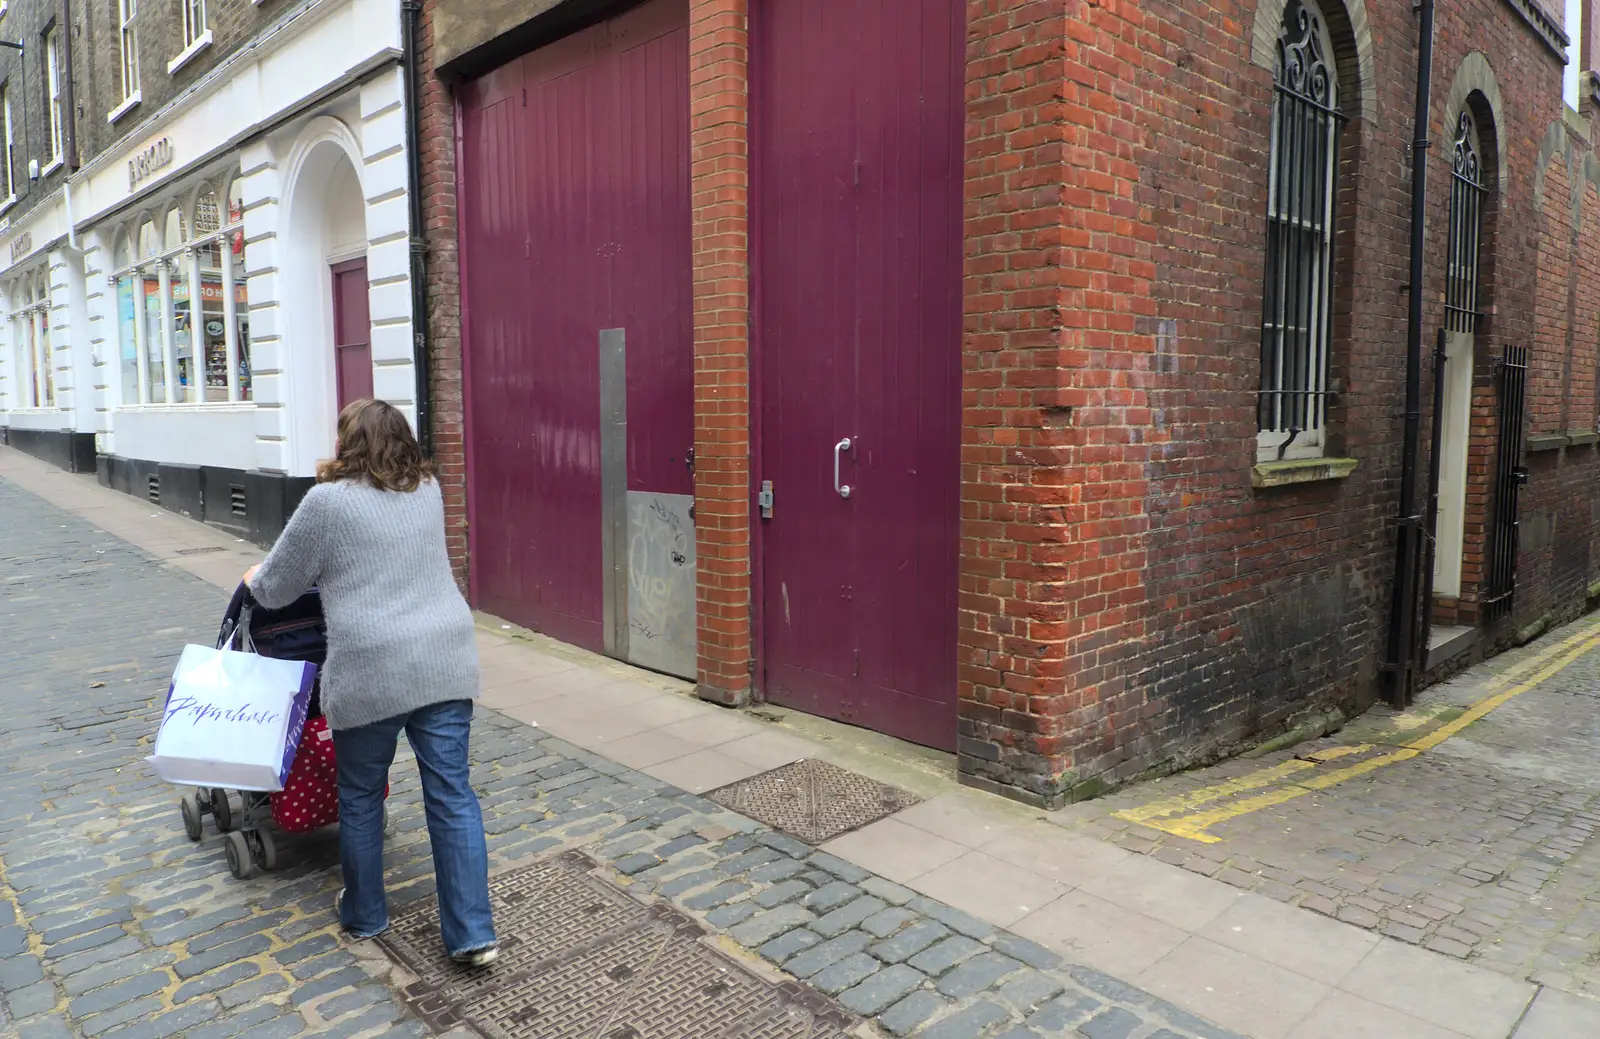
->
xmin=1484 ymin=345 xmax=1528 ymax=622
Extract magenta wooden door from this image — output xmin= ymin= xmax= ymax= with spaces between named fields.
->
xmin=331 ymin=259 xmax=372 ymax=410
xmin=459 ymin=0 xmax=691 ymax=653
xmin=755 ymin=0 xmax=964 ymax=750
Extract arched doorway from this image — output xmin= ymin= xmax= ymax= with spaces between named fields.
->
xmin=283 ymin=128 xmax=368 ymax=474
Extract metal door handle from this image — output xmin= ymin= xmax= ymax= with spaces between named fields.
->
xmin=834 ymin=438 xmax=853 ymax=499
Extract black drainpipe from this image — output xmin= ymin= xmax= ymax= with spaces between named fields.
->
xmin=400 ymin=0 xmax=433 ymax=456
xmin=1384 ymin=0 xmax=1436 ymax=706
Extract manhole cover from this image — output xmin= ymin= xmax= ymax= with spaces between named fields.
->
xmin=380 ymin=851 xmax=856 ymax=1038
xmin=705 ymin=759 xmax=920 ymax=845
xmin=173 ymin=546 xmax=227 ymax=556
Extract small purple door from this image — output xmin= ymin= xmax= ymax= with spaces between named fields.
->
xmin=331 ymin=259 xmax=372 ymax=410
xmin=459 ymin=0 xmax=691 ymax=653
xmin=755 ymin=0 xmax=964 ymax=750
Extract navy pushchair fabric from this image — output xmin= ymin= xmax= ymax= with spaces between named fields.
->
xmin=216 ymin=582 xmax=327 ymax=719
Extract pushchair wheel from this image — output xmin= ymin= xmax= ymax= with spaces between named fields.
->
xmin=180 ymin=794 xmax=204 ymax=842
xmin=213 ymin=789 xmax=245 ymax=832
xmin=253 ymin=828 xmax=278 ymax=872
xmin=224 ymin=831 xmax=255 ymax=879
xmin=211 ymin=788 xmax=233 ymax=831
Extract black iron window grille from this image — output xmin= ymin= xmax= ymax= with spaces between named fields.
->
xmin=1258 ymin=0 xmax=1347 ymax=461
xmin=1446 ymin=111 xmax=1485 ymax=334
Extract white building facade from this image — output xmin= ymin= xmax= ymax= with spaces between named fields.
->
xmin=0 ymin=0 xmax=419 ymax=543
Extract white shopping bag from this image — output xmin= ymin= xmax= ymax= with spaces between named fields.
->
xmin=146 ymin=643 xmax=317 ymax=792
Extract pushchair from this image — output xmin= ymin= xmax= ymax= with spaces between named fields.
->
xmin=178 ymin=583 xmax=385 ymax=879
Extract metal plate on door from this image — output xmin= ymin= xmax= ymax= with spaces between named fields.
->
xmin=625 ymin=490 xmax=697 ymax=679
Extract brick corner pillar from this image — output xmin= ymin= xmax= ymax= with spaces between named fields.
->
xmin=958 ymin=0 xmax=1153 ymax=808
xmin=416 ymin=0 xmax=470 ymax=595
xmin=689 ymin=0 xmax=755 ymax=706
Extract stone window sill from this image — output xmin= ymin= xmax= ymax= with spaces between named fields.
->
xmin=167 ymin=31 xmax=213 ymax=77
xmin=107 ymin=93 xmax=141 ymax=125
xmin=1528 ymin=431 xmax=1600 ymax=451
xmin=1252 ymin=457 xmax=1359 ymax=489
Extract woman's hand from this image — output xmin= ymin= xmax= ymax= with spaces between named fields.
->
xmin=243 ymin=564 xmax=261 ymax=586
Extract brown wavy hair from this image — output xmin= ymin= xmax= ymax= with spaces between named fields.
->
xmin=316 ymin=398 xmax=435 ymax=491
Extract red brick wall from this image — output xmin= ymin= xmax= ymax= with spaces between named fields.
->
xmin=955 ymin=0 xmax=1600 ymax=802
xmin=1532 ymin=154 xmax=1572 ymax=436
xmin=958 ymin=0 xmax=1080 ymax=802
xmin=1572 ymin=183 xmax=1600 ymax=434
xmin=688 ymin=0 xmax=754 ymax=703
xmin=417 ymin=0 xmax=470 ymax=594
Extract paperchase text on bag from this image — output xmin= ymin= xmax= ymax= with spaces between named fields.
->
xmin=147 ymin=644 xmax=316 ymax=792
xmin=163 ymin=697 xmax=284 ymax=728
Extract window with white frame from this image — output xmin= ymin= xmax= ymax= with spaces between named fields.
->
xmin=118 ymin=0 xmax=139 ymax=101
xmin=1257 ymin=0 xmax=1346 ymax=462
xmin=183 ymin=0 xmax=206 ymax=48
xmin=0 ymin=82 xmax=14 ymax=202
xmin=114 ymin=177 xmax=252 ymax=407
xmin=44 ymin=26 xmax=61 ymax=167
xmin=9 ymin=268 xmax=53 ymax=408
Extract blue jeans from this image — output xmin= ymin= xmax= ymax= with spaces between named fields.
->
xmin=332 ymin=699 xmax=496 ymax=956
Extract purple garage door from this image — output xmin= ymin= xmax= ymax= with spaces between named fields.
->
xmin=459 ymin=0 xmax=692 ymax=661
xmin=754 ymin=0 xmax=965 ymax=749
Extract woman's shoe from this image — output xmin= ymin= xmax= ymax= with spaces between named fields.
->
xmin=452 ymin=944 xmax=499 ymax=968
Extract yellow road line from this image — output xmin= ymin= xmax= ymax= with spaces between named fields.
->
xmin=1116 ymin=621 xmax=1600 ymax=843
xmin=1300 ymin=743 xmax=1373 ymax=763
xmin=1113 ymin=758 xmax=1316 ymax=824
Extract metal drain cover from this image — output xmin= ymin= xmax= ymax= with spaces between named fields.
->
xmin=173 ymin=546 xmax=227 ymax=556
xmin=706 ymin=759 xmax=920 ymax=845
xmin=379 ymin=851 xmax=856 ymax=1038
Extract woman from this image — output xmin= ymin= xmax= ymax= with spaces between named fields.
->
xmin=245 ymin=398 xmax=497 ymax=966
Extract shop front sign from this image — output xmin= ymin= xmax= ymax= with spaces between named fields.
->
xmin=129 ymin=139 xmax=174 ymax=191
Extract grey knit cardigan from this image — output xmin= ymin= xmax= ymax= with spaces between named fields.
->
xmin=248 ymin=478 xmax=479 ymax=731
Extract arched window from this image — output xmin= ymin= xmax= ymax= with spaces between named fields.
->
xmin=111 ymin=175 xmax=250 ymax=406
xmin=135 ymin=216 xmax=165 ymax=402
xmin=1446 ymin=111 xmax=1484 ymax=333
xmin=11 ymin=267 xmax=53 ymax=408
xmin=1258 ymin=0 xmax=1346 ymax=461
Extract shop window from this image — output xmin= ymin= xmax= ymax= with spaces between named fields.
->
xmin=43 ymin=26 xmax=60 ymax=167
xmin=118 ymin=0 xmax=139 ymax=102
xmin=136 ymin=217 xmax=164 ymax=402
xmin=114 ymin=233 xmax=138 ymax=406
xmin=10 ymin=269 xmax=53 ymax=409
xmin=113 ymin=176 xmax=251 ymax=407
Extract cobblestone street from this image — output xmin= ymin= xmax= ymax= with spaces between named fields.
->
xmin=0 ymin=462 xmax=1232 ymax=1037
xmin=1063 ymin=612 xmax=1600 ymax=1001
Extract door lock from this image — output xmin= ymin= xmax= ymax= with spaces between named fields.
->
xmin=758 ymin=480 xmax=774 ymax=519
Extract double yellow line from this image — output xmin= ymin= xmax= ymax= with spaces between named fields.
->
xmin=1115 ymin=619 xmax=1600 ymax=843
